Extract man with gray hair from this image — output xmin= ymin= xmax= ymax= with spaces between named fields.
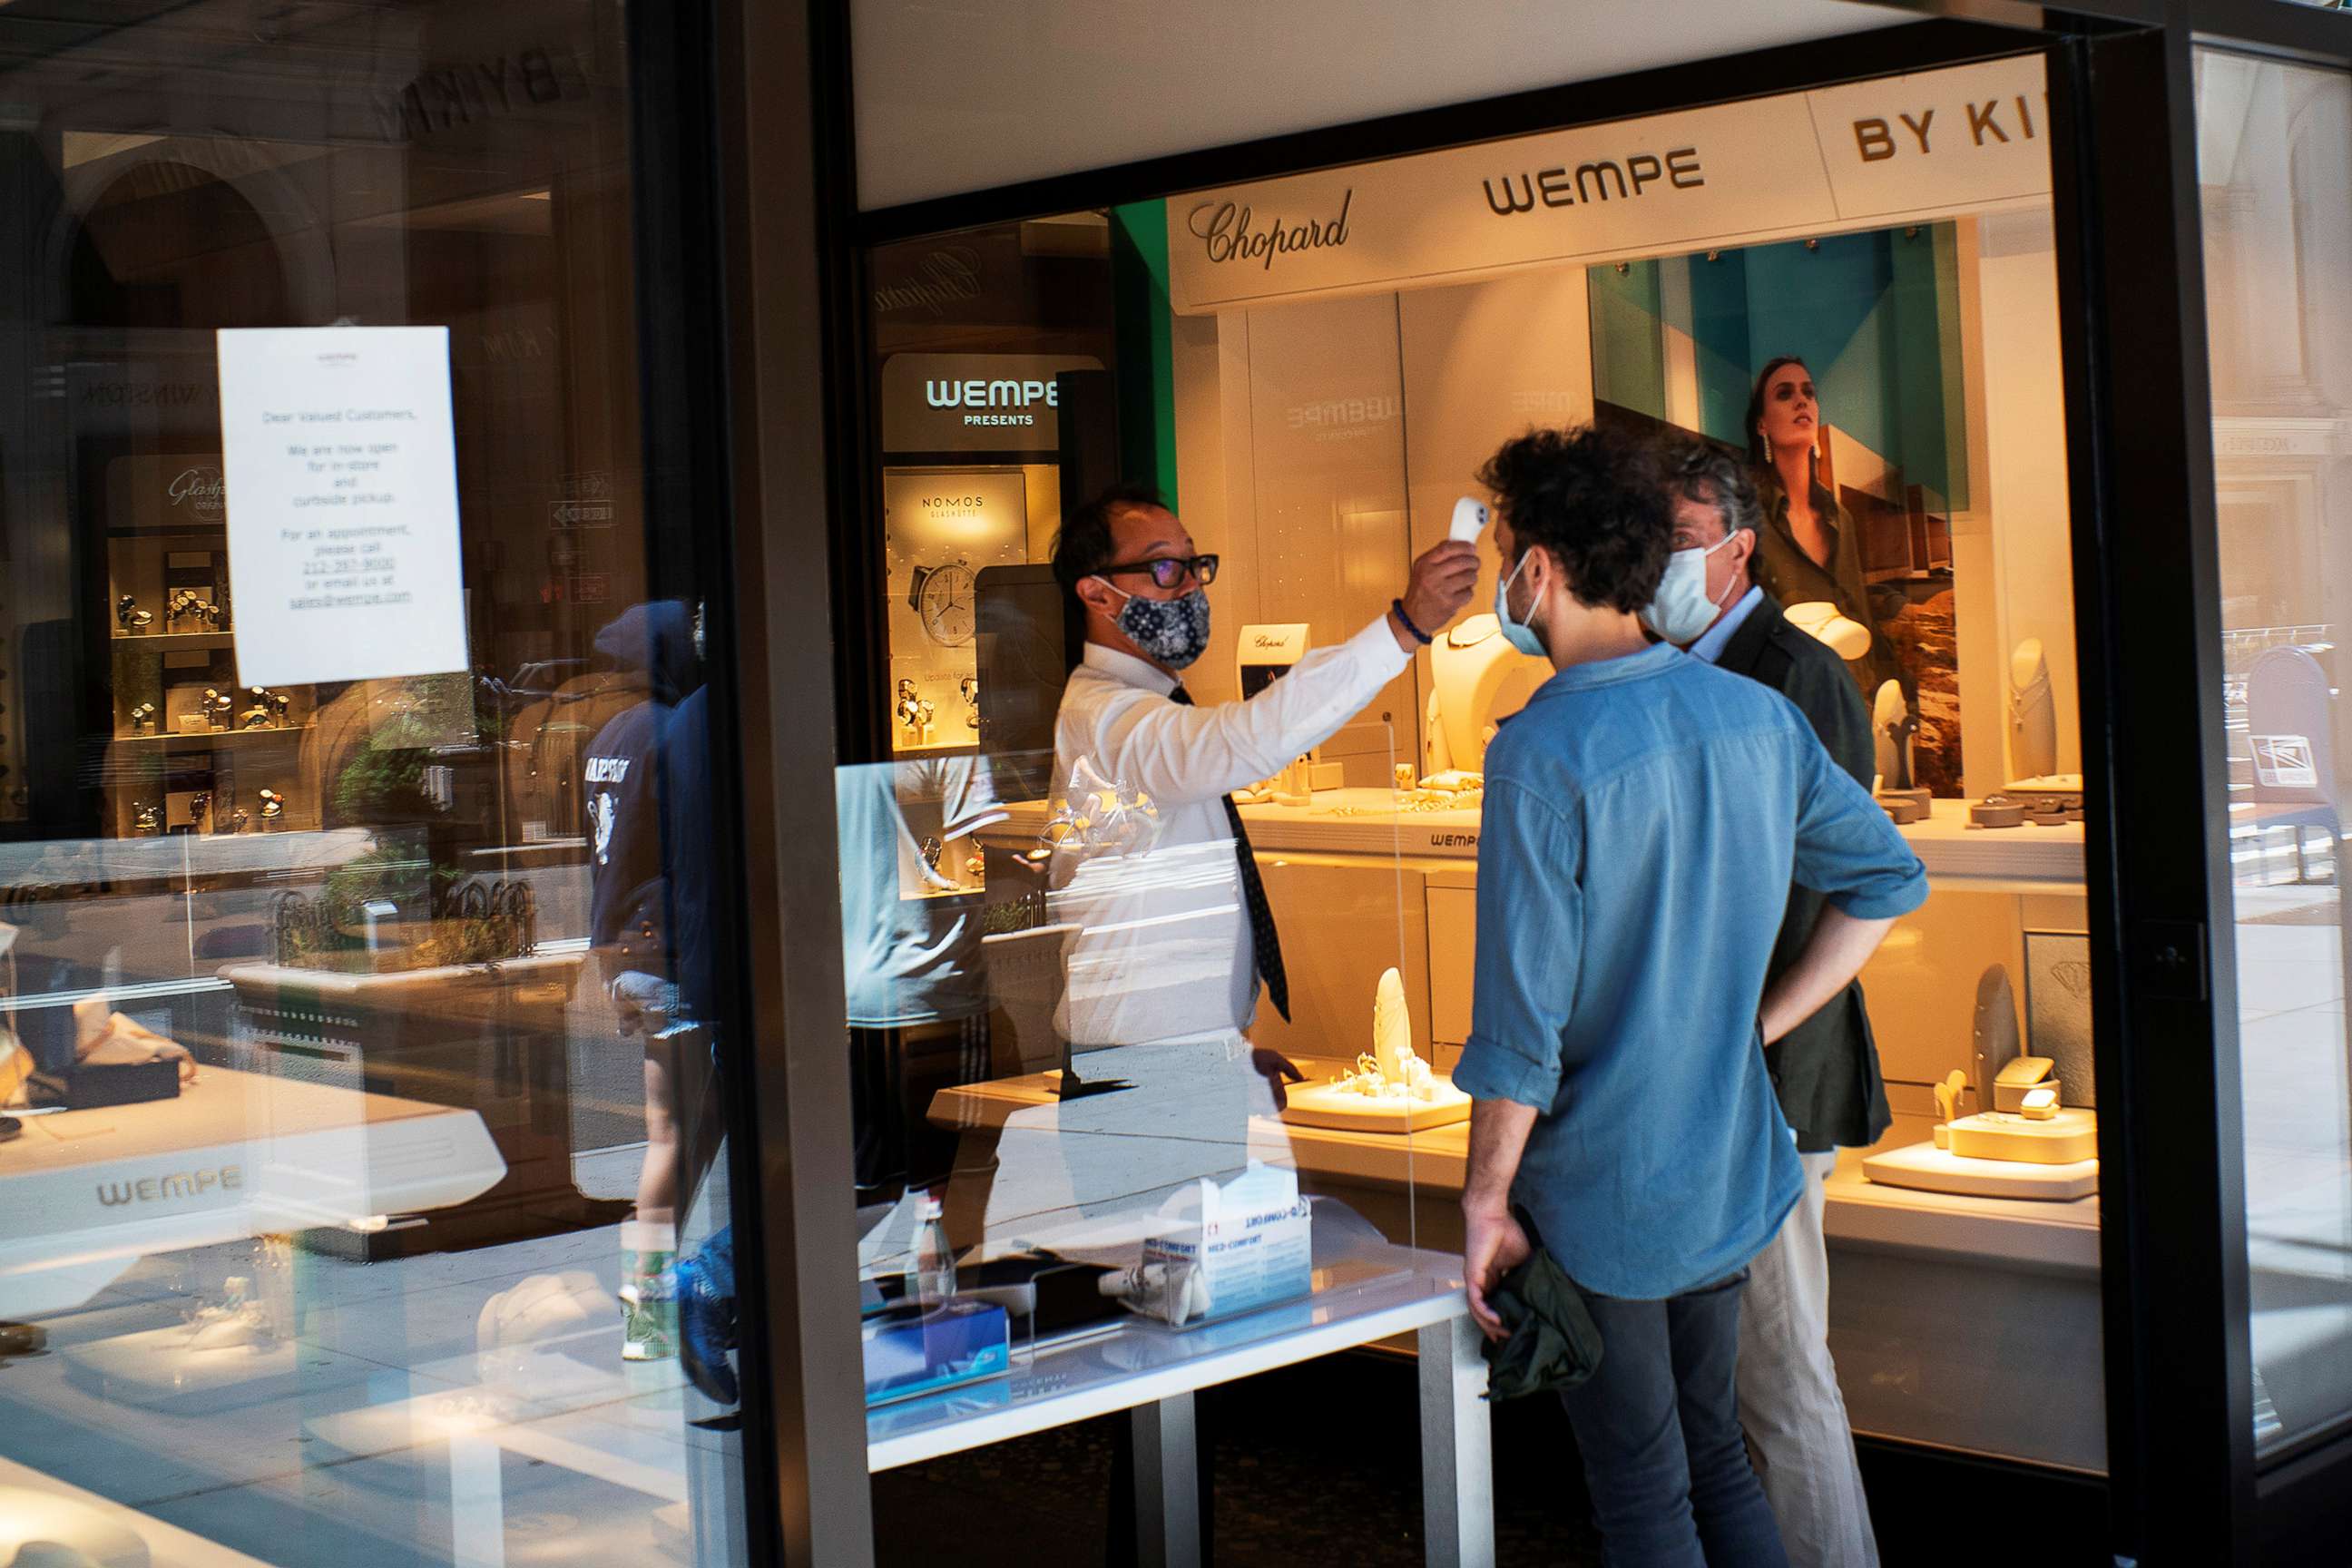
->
xmin=1644 ymin=436 xmax=1886 ymax=1567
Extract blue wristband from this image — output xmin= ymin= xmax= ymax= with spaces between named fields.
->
xmin=1391 ymin=597 xmax=1434 ymax=646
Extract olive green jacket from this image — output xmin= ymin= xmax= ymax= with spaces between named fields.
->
xmin=1750 ymin=467 xmax=1897 ymax=693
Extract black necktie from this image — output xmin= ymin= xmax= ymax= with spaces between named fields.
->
xmin=1168 ymin=685 xmax=1289 ymax=1023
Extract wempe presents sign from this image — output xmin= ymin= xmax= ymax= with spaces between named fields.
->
xmin=879 ymin=352 xmax=1106 ymax=454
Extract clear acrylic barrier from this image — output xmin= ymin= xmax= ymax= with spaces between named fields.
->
xmin=838 ymin=724 xmax=1452 ymax=1410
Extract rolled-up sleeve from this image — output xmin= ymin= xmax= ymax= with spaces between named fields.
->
xmin=1455 ymin=778 xmax=1582 ymax=1110
xmin=1789 ymin=728 xmax=1929 ymax=919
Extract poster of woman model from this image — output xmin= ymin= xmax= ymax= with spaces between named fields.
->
xmin=1588 ymin=223 xmax=1967 ymax=795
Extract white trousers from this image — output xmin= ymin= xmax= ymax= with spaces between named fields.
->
xmin=1737 ymin=1148 xmax=1881 ymax=1568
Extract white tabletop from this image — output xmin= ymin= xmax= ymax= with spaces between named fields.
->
xmin=865 ymin=1240 xmax=1468 ymax=1470
xmin=293 ymin=1238 xmax=1469 ymax=1478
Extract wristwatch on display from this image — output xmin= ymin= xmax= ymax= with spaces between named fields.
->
xmin=907 ymin=560 xmax=977 ymax=647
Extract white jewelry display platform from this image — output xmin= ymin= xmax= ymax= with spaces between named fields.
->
xmin=1278 ymin=1079 xmax=1471 ymax=1134
xmin=1945 ymin=1106 xmax=2098 ymax=1164
xmin=1861 ymin=1139 xmax=2100 ymax=1200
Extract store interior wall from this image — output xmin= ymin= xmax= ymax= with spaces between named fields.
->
xmin=1969 ymin=209 xmax=2081 ymax=788
xmin=1169 ymin=214 xmax=2081 ymax=796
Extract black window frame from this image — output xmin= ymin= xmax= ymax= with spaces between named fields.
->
xmin=703 ymin=3 xmax=2352 ymax=1562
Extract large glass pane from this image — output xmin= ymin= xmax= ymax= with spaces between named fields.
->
xmin=858 ymin=64 xmax=2111 ymax=1541
xmin=0 ymin=6 xmax=750 ymax=1563
xmin=2196 ymin=45 xmax=2352 ymax=1459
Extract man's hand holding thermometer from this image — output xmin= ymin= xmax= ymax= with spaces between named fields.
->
xmin=1388 ymin=506 xmax=1484 ymax=652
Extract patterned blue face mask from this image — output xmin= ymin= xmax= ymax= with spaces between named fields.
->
xmin=1099 ymin=581 xmax=1212 ymax=670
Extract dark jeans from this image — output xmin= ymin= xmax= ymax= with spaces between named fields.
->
xmin=1558 ymin=1270 xmax=1790 ymax=1568
xmin=849 ymin=1015 xmax=991 ymax=1194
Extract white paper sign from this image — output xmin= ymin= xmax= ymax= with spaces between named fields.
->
xmin=216 ymin=327 xmax=469 ymax=686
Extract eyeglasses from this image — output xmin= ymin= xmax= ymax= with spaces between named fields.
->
xmin=1098 ymin=554 xmax=1219 ymax=590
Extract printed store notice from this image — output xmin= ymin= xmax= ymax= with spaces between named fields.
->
xmin=216 ymin=327 xmax=468 ymax=686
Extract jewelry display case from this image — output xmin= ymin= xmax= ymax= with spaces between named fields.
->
xmin=101 ymin=463 xmax=321 ymax=839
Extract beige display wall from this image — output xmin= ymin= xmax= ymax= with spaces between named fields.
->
xmin=1171 ymin=211 xmax=2080 ymax=790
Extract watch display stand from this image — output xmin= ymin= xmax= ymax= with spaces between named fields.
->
xmin=104 ymin=529 xmax=320 ymax=838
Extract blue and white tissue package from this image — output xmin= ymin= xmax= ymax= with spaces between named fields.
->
xmin=861 ymin=1298 xmax=1010 ymax=1406
xmin=1141 ymin=1162 xmax=1312 ymax=1325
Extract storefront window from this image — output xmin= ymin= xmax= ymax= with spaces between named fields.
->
xmin=0 ymin=5 xmax=749 ymax=1563
xmin=2194 ymin=45 xmax=2352 ymax=1460
xmin=855 ymin=52 xmax=2110 ymax=1481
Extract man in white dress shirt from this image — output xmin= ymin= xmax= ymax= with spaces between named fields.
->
xmin=1024 ymin=481 xmax=1475 ymax=1219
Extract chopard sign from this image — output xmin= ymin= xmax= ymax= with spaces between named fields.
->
xmin=1187 ymin=190 xmax=1353 ymax=271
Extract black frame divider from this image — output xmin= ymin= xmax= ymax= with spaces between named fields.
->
xmin=2047 ymin=23 xmax=2255 ymax=1565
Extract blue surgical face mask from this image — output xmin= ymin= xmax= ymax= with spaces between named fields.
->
xmin=1100 ymin=580 xmax=1212 ymax=670
xmin=1494 ymin=551 xmax=1547 ymax=658
xmin=1640 ymin=531 xmax=1741 ymax=645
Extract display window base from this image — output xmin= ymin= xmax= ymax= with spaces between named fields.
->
xmin=1276 ymin=1080 xmax=1471 ymax=1134
xmin=1861 ymin=1140 xmax=2100 ymax=1201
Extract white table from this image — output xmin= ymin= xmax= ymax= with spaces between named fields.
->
xmin=300 ymin=1242 xmax=1492 ymax=1568
xmin=867 ymin=1241 xmax=1491 ymax=1568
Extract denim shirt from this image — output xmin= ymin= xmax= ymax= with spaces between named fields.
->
xmin=1453 ymin=642 xmax=1927 ymax=1299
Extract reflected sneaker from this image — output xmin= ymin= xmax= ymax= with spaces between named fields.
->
xmin=673 ymin=1226 xmax=738 ymax=1406
xmin=620 ymin=1220 xmax=677 ymax=1362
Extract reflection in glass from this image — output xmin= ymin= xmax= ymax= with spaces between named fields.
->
xmin=0 ymin=6 xmax=748 ymax=1563
xmin=2197 ymin=46 xmax=2352 ymax=1457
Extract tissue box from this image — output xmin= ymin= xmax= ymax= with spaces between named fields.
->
xmin=1142 ymin=1163 xmax=1313 ymax=1326
xmin=862 ymin=1298 xmax=1010 ymax=1406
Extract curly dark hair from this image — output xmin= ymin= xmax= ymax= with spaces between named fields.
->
xmin=1476 ymin=425 xmax=1672 ymax=615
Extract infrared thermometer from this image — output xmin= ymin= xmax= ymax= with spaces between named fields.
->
xmin=1448 ymin=496 xmax=1489 ymax=544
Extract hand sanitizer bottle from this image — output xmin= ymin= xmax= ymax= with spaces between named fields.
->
xmin=908 ymin=1191 xmax=956 ymax=1309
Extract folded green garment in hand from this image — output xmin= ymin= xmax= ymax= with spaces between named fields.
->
xmin=1479 ymin=1242 xmax=1604 ymax=1400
